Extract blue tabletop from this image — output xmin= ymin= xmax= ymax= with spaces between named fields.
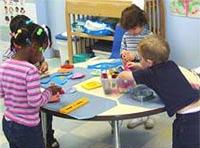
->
xmin=41 ymin=67 xmax=117 ymax=119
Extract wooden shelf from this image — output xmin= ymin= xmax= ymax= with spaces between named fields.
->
xmin=66 ymin=0 xmax=132 ymax=18
xmin=65 ymin=0 xmax=165 ymax=63
xmin=65 ymin=0 xmax=132 ymax=63
xmin=71 ymin=32 xmax=113 ymax=41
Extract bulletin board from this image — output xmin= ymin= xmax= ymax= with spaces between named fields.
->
xmin=170 ymin=0 xmax=200 ymax=18
xmin=0 ymin=0 xmax=37 ymax=46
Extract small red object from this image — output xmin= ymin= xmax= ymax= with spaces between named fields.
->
xmin=61 ymin=64 xmax=74 ymax=69
xmin=57 ymin=68 xmax=72 ymax=73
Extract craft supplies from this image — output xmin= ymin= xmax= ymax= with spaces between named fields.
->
xmin=57 ymin=68 xmax=72 ymax=73
xmin=61 ymin=64 xmax=74 ymax=69
xmin=81 ymin=81 xmax=102 ymax=90
xmin=111 ymin=73 xmax=118 ymax=94
xmin=87 ymin=60 xmax=122 ymax=71
xmin=117 ymin=78 xmax=135 ymax=93
xmin=71 ymin=73 xmax=85 ymax=79
xmin=65 ymin=87 xmax=77 ymax=94
xmin=101 ymin=71 xmax=112 ymax=94
xmin=59 ymin=97 xmax=89 ymax=114
xmin=41 ymin=72 xmax=73 ymax=85
xmin=100 ymin=70 xmax=135 ymax=95
xmin=91 ymin=70 xmax=101 ymax=76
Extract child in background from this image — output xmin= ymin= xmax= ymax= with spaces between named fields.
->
xmin=120 ymin=4 xmax=152 ymax=69
xmin=120 ymin=4 xmax=154 ymax=129
xmin=2 ymin=15 xmax=49 ymax=74
xmin=118 ymin=35 xmax=200 ymax=148
xmin=2 ymin=15 xmax=30 ymax=61
xmin=0 ymin=28 xmax=62 ymax=148
xmin=2 ymin=15 xmax=60 ymax=148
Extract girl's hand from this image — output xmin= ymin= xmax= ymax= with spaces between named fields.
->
xmin=49 ymin=92 xmax=60 ymax=103
xmin=48 ymin=85 xmax=64 ymax=95
xmin=39 ymin=61 xmax=48 ymax=74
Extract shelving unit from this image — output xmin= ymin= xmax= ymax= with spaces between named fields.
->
xmin=65 ymin=0 xmax=165 ymax=63
xmin=65 ymin=0 xmax=132 ymax=63
xmin=71 ymin=32 xmax=113 ymax=41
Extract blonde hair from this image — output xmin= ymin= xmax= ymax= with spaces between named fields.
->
xmin=138 ymin=35 xmax=170 ymax=64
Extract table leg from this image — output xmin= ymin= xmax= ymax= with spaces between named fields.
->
xmin=112 ymin=120 xmax=121 ymax=148
xmin=41 ymin=111 xmax=47 ymax=148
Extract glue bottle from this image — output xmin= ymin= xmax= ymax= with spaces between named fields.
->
xmin=101 ymin=71 xmax=111 ymax=94
xmin=111 ymin=72 xmax=118 ymax=94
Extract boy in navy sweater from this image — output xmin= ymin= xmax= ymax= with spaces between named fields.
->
xmin=118 ymin=35 xmax=200 ymax=148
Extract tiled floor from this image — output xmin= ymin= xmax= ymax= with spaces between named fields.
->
xmin=0 ymin=58 xmax=174 ymax=148
xmin=0 ymin=110 xmax=173 ymax=148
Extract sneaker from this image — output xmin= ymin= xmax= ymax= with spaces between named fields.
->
xmin=47 ymin=138 xmax=60 ymax=148
xmin=127 ymin=118 xmax=144 ymax=129
xmin=144 ymin=118 xmax=154 ymax=130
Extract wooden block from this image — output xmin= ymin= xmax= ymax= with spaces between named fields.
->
xmin=59 ymin=97 xmax=89 ymax=114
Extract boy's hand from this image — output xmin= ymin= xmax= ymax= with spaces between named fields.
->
xmin=39 ymin=61 xmax=48 ymax=74
xmin=117 ymin=71 xmax=134 ymax=80
xmin=191 ymin=83 xmax=200 ymax=90
xmin=125 ymin=62 xmax=136 ymax=69
xmin=125 ymin=62 xmax=143 ymax=71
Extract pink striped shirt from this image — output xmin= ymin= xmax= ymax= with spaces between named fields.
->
xmin=0 ymin=59 xmax=52 ymax=127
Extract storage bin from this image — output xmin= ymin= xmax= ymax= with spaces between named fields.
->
xmin=73 ymin=53 xmax=91 ymax=63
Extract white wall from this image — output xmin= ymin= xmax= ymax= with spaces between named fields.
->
xmin=45 ymin=0 xmax=66 ymax=41
xmin=165 ymin=1 xmax=200 ymax=69
xmin=36 ymin=0 xmax=66 ymax=57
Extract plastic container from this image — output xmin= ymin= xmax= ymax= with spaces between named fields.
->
xmin=73 ymin=53 xmax=91 ymax=63
xmin=129 ymin=85 xmax=155 ymax=102
xmin=117 ymin=78 xmax=135 ymax=93
xmin=101 ymin=77 xmax=135 ymax=95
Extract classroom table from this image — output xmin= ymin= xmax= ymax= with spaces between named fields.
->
xmin=41 ymin=58 xmax=165 ymax=148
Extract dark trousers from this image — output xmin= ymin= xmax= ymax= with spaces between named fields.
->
xmin=46 ymin=113 xmax=55 ymax=142
xmin=39 ymin=112 xmax=55 ymax=142
xmin=2 ymin=117 xmax=45 ymax=148
xmin=173 ymin=111 xmax=200 ymax=148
